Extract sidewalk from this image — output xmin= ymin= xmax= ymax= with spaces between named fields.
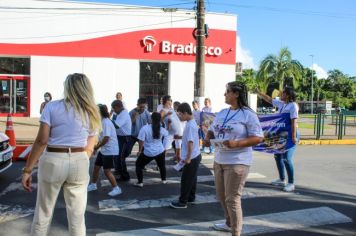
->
xmin=1 ymin=117 xmax=356 ymax=144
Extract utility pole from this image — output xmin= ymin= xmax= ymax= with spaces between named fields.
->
xmin=194 ymin=0 xmax=205 ymax=106
xmin=310 ymin=54 xmax=314 ymax=114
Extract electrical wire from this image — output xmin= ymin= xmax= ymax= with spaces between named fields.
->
xmin=208 ymin=2 xmax=356 ymax=19
xmin=0 ymin=17 xmax=195 ymax=40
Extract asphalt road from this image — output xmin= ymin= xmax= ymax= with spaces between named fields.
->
xmin=0 ymin=145 xmax=355 ymax=236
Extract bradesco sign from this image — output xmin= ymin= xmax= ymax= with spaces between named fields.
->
xmin=161 ymin=41 xmax=222 ymax=56
xmin=142 ymin=35 xmax=223 ymax=57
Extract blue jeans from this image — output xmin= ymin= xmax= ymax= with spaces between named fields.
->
xmin=274 ymin=146 xmax=296 ymax=184
xmin=274 ymin=132 xmax=299 ymax=184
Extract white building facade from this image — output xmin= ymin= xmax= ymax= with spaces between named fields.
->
xmin=0 ymin=0 xmax=237 ymax=117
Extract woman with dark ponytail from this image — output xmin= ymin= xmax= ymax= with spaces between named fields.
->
xmin=256 ymin=86 xmax=300 ymax=192
xmin=205 ymin=81 xmax=263 ymax=236
xmin=134 ymin=112 xmax=170 ymax=187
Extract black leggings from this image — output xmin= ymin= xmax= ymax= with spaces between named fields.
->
xmin=135 ymin=151 xmax=166 ymax=183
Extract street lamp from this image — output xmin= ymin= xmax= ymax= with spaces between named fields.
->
xmin=309 ymin=54 xmax=314 ymax=114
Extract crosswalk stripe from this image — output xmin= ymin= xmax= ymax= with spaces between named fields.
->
xmin=125 ymin=163 xmax=215 ymax=172
xmin=100 ymin=173 xmax=265 ymax=187
xmin=96 ymin=206 xmax=352 ymax=235
xmin=0 ymin=182 xmax=38 ymax=197
xmin=124 ymin=155 xmax=214 ymax=163
xmin=0 ymin=204 xmax=34 ymax=224
xmin=98 ymin=189 xmax=284 ymax=212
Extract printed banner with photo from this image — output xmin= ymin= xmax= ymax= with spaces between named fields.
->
xmin=253 ymin=113 xmax=295 ymax=154
xmin=200 ymin=111 xmax=295 ymax=154
xmin=199 ymin=112 xmax=216 ymax=138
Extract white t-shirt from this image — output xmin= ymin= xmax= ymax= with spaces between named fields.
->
xmin=99 ymin=118 xmax=119 ymax=156
xmin=162 ymin=108 xmax=182 ymax=135
xmin=272 ymin=99 xmax=299 ymax=119
xmin=129 ymin=109 xmax=151 ymax=137
xmin=181 ymin=119 xmax=200 ymax=161
xmin=40 ymin=100 xmax=95 ymax=147
xmin=192 ymin=110 xmax=201 ymax=125
xmin=202 ymin=106 xmax=212 ymax=113
xmin=156 ymin=104 xmax=163 ymax=112
xmin=112 ymin=109 xmax=132 ymax=136
xmin=208 ymin=108 xmax=263 ymax=165
xmin=138 ymin=124 xmax=169 ymax=157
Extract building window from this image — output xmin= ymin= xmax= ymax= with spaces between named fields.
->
xmin=0 ymin=57 xmax=30 ymax=75
xmin=139 ymin=62 xmax=169 ymax=112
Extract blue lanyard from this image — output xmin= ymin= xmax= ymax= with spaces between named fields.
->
xmin=222 ymin=108 xmax=240 ymax=128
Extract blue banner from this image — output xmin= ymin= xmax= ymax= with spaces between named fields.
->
xmin=200 ymin=112 xmax=295 ymax=154
xmin=253 ymin=113 xmax=295 ymax=154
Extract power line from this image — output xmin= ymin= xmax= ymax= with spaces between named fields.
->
xmin=0 ymin=1 xmax=195 ymax=11
xmin=0 ymin=11 xmax=193 ymax=23
xmin=208 ymin=2 xmax=356 ymax=19
xmin=0 ymin=17 xmax=195 ymax=40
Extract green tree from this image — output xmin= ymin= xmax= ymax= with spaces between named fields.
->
xmin=236 ymin=69 xmax=257 ymax=91
xmin=323 ymin=70 xmax=354 ymax=108
xmin=256 ymin=47 xmax=304 ymax=92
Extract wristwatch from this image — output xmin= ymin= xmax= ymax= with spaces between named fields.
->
xmin=22 ymin=166 xmax=32 ymax=174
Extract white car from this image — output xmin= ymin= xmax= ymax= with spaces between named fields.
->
xmin=0 ymin=132 xmax=13 ymax=173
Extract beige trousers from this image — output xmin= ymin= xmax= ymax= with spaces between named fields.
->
xmin=31 ymin=151 xmax=89 ymax=236
xmin=214 ymin=163 xmax=250 ymax=236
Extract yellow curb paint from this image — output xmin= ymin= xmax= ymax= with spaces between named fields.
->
xmin=299 ymin=139 xmax=356 ymax=145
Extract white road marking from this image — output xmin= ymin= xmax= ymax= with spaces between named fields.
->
xmin=0 ymin=204 xmax=34 ymax=224
xmin=98 ymin=189 xmax=283 ymax=212
xmin=0 ymin=182 xmax=38 ymax=197
xmin=100 ymin=173 xmax=265 ymax=187
xmin=96 ymin=206 xmax=352 ymax=235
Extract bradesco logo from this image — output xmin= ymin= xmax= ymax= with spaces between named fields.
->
xmin=141 ymin=36 xmax=223 ymax=56
xmin=142 ymin=36 xmax=157 ymax=52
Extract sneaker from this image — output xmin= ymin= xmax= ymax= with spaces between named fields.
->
xmin=212 ymin=223 xmax=231 ymax=232
xmin=162 ymin=180 xmax=168 ymax=184
xmin=170 ymin=200 xmax=187 ymax=209
xmin=134 ymin=182 xmax=143 ymax=188
xmin=108 ymin=186 xmax=122 ymax=197
xmin=271 ymin=179 xmax=286 ymax=187
xmin=187 ymin=199 xmax=196 ymax=204
xmin=87 ymin=183 xmax=97 ymax=192
xmin=283 ymin=183 xmax=295 ymax=192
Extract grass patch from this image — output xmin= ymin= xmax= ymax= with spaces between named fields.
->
xmin=298 ymin=123 xmax=315 ymax=129
xmin=298 ymin=123 xmax=333 ymax=129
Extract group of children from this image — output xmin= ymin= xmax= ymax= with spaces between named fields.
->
xmin=87 ymin=95 xmax=211 ymax=208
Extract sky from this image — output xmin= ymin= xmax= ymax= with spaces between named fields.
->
xmin=69 ymin=0 xmax=356 ymax=77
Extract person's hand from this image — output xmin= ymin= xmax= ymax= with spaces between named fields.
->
xmin=22 ymin=173 xmax=33 ymax=192
xmin=204 ymin=139 xmax=211 ymax=148
xmin=167 ymin=111 xmax=173 ymax=116
xmin=292 ymin=136 xmax=298 ymax=144
xmin=137 ymin=151 xmax=141 ymax=157
xmin=222 ymin=140 xmax=240 ymax=149
xmin=184 ymin=158 xmax=191 ymax=164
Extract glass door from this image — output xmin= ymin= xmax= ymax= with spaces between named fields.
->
xmin=139 ymin=62 xmax=169 ymax=112
xmin=0 ymin=76 xmax=30 ymax=117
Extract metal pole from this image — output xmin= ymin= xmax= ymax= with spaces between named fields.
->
xmin=309 ymin=54 xmax=314 ymax=114
xmin=194 ymin=0 xmax=206 ymax=106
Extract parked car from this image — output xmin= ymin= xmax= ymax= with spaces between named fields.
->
xmin=0 ymin=132 xmax=13 ymax=173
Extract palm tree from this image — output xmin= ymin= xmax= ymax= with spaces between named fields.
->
xmin=256 ymin=47 xmax=304 ymax=92
xmin=236 ymin=69 xmax=257 ymax=91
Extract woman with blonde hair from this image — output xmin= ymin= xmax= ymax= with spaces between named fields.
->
xmin=21 ymin=73 xmax=101 ymax=236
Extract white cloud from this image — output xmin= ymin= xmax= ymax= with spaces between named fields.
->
xmin=236 ymin=36 xmax=256 ymax=70
xmin=312 ymin=63 xmax=328 ymax=79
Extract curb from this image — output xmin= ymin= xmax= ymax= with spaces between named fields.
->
xmin=299 ymin=139 xmax=356 ymax=145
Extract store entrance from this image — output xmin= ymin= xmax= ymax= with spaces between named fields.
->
xmin=0 ymin=75 xmax=30 ymax=116
xmin=139 ymin=62 xmax=169 ymax=112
